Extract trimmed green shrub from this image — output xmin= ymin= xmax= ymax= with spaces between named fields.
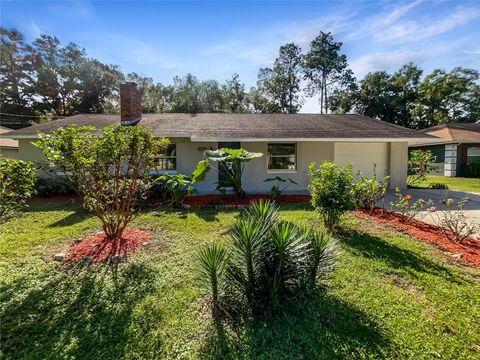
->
xmin=0 ymin=157 xmax=37 ymax=222
xmin=35 ymin=176 xmax=75 ymax=196
xmin=308 ymin=162 xmax=354 ymax=230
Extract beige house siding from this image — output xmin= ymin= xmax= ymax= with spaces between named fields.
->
xmin=0 ymin=147 xmax=19 ymax=159
xmin=16 ymin=138 xmax=408 ymax=192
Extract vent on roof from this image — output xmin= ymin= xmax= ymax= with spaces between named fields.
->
xmin=120 ymin=82 xmax=142 ymax=126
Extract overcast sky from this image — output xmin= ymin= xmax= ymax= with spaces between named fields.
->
xmin=2 ymin=0 xmax=480 ymax=112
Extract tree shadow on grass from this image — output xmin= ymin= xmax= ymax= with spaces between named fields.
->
xmin=200 ymin=291 xmax=391 ymax=359
xmin=0 ymin=261 xmax=162 ymax=359
xmin=339 ymin=229 xmax=471 ymax=285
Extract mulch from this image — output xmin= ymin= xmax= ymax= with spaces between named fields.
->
xmin=355 ymin=208 xmax=480 ymax=267
xmin=183 ymin=194 xmax=311 ymax=208
xmin=64 ymin=228 xmax=150 ymax=264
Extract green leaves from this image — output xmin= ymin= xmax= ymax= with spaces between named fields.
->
xmin=191 ymin=159 xmax=211 ymax=184
xmin=0 ymin=156 xmax=37 ymax=222
xmin=35 ymin=124 xmax=169 ymax=238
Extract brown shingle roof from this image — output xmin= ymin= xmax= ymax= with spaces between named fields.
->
xmin=0 ymin=126 xmax=18 ymax=148
xmin=413 ymin=123 xmax=480 ymax=145
xmin=3 ymin=113 xmax=435 ymax=140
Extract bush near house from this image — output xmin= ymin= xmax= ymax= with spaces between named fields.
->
xmin=407 ymin=150 xmax=436 ymax=187
xmin=308 ymin=162 xmax=354 ymax=229
xmin=36 ymin=124 xmax=169 ymax=239
xmin=0 ymin=157 xmax=36 ymax=222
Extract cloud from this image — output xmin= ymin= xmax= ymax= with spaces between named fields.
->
xmin=27 ymin=21 xmax=43 ymax=38
xmin=47 ymin=0 xmax=94 ymax=20
xmin=376 ymin=5 xmax=480 ymax=43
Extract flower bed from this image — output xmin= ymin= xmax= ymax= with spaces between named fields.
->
xmin=356 ymin=208 xmax=480 ymax=267
xmin=64 ymin=228 xmax=150 ymax=264
xmin=183 ymin=194 xmax=311 ymax=208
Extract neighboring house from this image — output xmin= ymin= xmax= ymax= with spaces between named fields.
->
xmin=1 ymin=83 xmax=436 ymax=193
xmin=0 ymin=126 xmax=19 ymax=158
xmin=409 ymin=123 xmax=480 ymax=177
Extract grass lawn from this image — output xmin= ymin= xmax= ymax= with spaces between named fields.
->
xmin=415 ymin=175 xmax=480 ymax=193
xmin=1 ymin=201 xmax=479 ymax=359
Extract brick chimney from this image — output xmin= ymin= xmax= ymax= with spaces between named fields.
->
xmin=120 ymin=82 xmax=142 ymax=126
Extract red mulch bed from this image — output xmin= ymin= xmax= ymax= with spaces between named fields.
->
xmin=64 ymin=228 xmax=150 ymax=263
xmin=184 ymin=194 xmax=311 ymax=208
xmin=356 ymin=208 xmax=480 ymax=267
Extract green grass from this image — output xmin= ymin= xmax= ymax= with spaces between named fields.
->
xmin=415 ymin=175 xmax=480 ymax=193
xmin=1 ymin=201 xmax=479 ymax=359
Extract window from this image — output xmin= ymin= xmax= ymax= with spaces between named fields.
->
xmin=467 ymin=147 xmax=480 ymax=164
xmin=267 ymin=143 xmax=296 ymax=171
xmin=156 ymin=144 xmax=176 ymax=171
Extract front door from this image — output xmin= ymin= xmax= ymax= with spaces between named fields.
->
xmin=218 ymin=142 xmax=240 ymax=187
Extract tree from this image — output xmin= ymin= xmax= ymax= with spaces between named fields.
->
xmin=304 ymin=32 xmax=355 ymax=114
xmin=253 ymin=43 xmax=304 ymax=113
xmin=222 ymin=73 xmax=247 ymax=113
xmin=126 ymin=72 xmax=174 ymax=113
xmin=36 ymin=124 xmax=169 ymax=238
xmin=412 ymin=67 xmax=480 ymax=128
xmin=191 ymin=148 xmax=263 ymax=199
xmin=171 ymin=73 xmax=203 ymax=113
xmin=0 ymin=27 xmax=38 ymax=127
xmin=407 ymin=150 xmax=437 ymax=187
xmin=0 ymin=156 xmax=37 ymax=222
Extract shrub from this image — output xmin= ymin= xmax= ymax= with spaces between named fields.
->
xmin=428 ymin=182 xmax=449 ymax=190
xmin=0 ymin=157 xmax=37 ymax=222
xmin=308 ymin=162 xmax=354 ymax=230
xmin=35 ymin=176 xmax=75 ymax=196
xmin=463 ymin=160 xmax=480 ymax=178
xmin=198 ymin=200 xmax=338 ymax=317
xmin=429 ymin=197 xmax=479 ymax=243
xmin=351 ymin=165 xmax=390 ymax=211
xmin=264 ymin=176 xmax=298 ymax=199
xmin=408 ymin=150 xmax=436 ymax=187
xmin=192 ymin=148 xmax=262 ymax=199
xmin=36 ymin=124 xmax=169 ymax=238
xmin=390 ymin=188 xmax=434 ymax=222
xmin=151 ymin=173 xmax=195 ymax=207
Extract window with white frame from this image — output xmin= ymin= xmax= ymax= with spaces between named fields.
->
xmin=267 ymin=143 xmax=296 ymax=171
xmin=155 ymin=143 xmax=177 ymax=171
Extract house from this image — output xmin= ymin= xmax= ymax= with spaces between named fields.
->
xmin=409 ymin=123 xmax=480 ymax=177
xmin=0 ymin=126 xmax=19 ymax=158
xmin=1 ymin=83 xmax=437 ymax=193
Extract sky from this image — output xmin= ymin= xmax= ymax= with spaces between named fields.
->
xmin=1 ymin=0 xmax=480 ymax=112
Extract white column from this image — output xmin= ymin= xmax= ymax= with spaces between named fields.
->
xmin=389 ymin=142 xmax=408 ymax=189
xmin=444 ymin=144 xmax=457 ymax=177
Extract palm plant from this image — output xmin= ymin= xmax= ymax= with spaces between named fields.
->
xmin=198 ymin=243 xmax=228 ymax=318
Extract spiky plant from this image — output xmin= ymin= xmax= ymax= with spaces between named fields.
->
xmin=303 ymin=228 xmax=338 ymax=291
xmin=198 ymin=243 xmax=228 ymax=318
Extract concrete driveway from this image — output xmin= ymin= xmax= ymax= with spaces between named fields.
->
xmin=382 ymin=189 xmax=480 ymax=225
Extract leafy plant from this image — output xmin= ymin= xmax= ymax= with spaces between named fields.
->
xmin=198 ymin=200 xmax=337 ymax=317
xmin=0 ymin=157 xmax=37 ymax=222
xmin=428 ymin=182 xmax=449 ymax=190
xmin=35 ymin=176 xmax=75 ymax=196
xmin=36 ymin=124 xmax=169 ymax=238
xmin=408 ymin=150 xmax=436 ymax=187
xmin=308 ymin=162 xmax=354 ymax=230
xmin=264 ymin=176 xmax=298 ymax=199
xmin=198 ymin=243 xmax=228 ymax=319
xmin=191 ymin=148 xmax=262 ymax=199
xmin=390 ymin=188 xmax=434 ymax=222
xmin=463 ymin=160 xmax=480 ymax=178
xmin=351 ymin=165 xmax=390 ymax=211
xmin=429 ymin=197 xmax=479 ymax=243
xmin=152 ymin=173 xmax=195 ymax=207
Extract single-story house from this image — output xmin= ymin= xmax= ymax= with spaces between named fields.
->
xmin=409 ymin=123 xmax=480 ymax=177
xmin=1 ymin=83 xmax=437 ymax=193
xmin=0 ymin=126 xmax=19 ymax=159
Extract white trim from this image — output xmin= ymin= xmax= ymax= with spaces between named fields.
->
xmin=0 ymin=134 xmax=39 ymax=139
xmin=191 ymin=137 xmax=437 ymax=142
